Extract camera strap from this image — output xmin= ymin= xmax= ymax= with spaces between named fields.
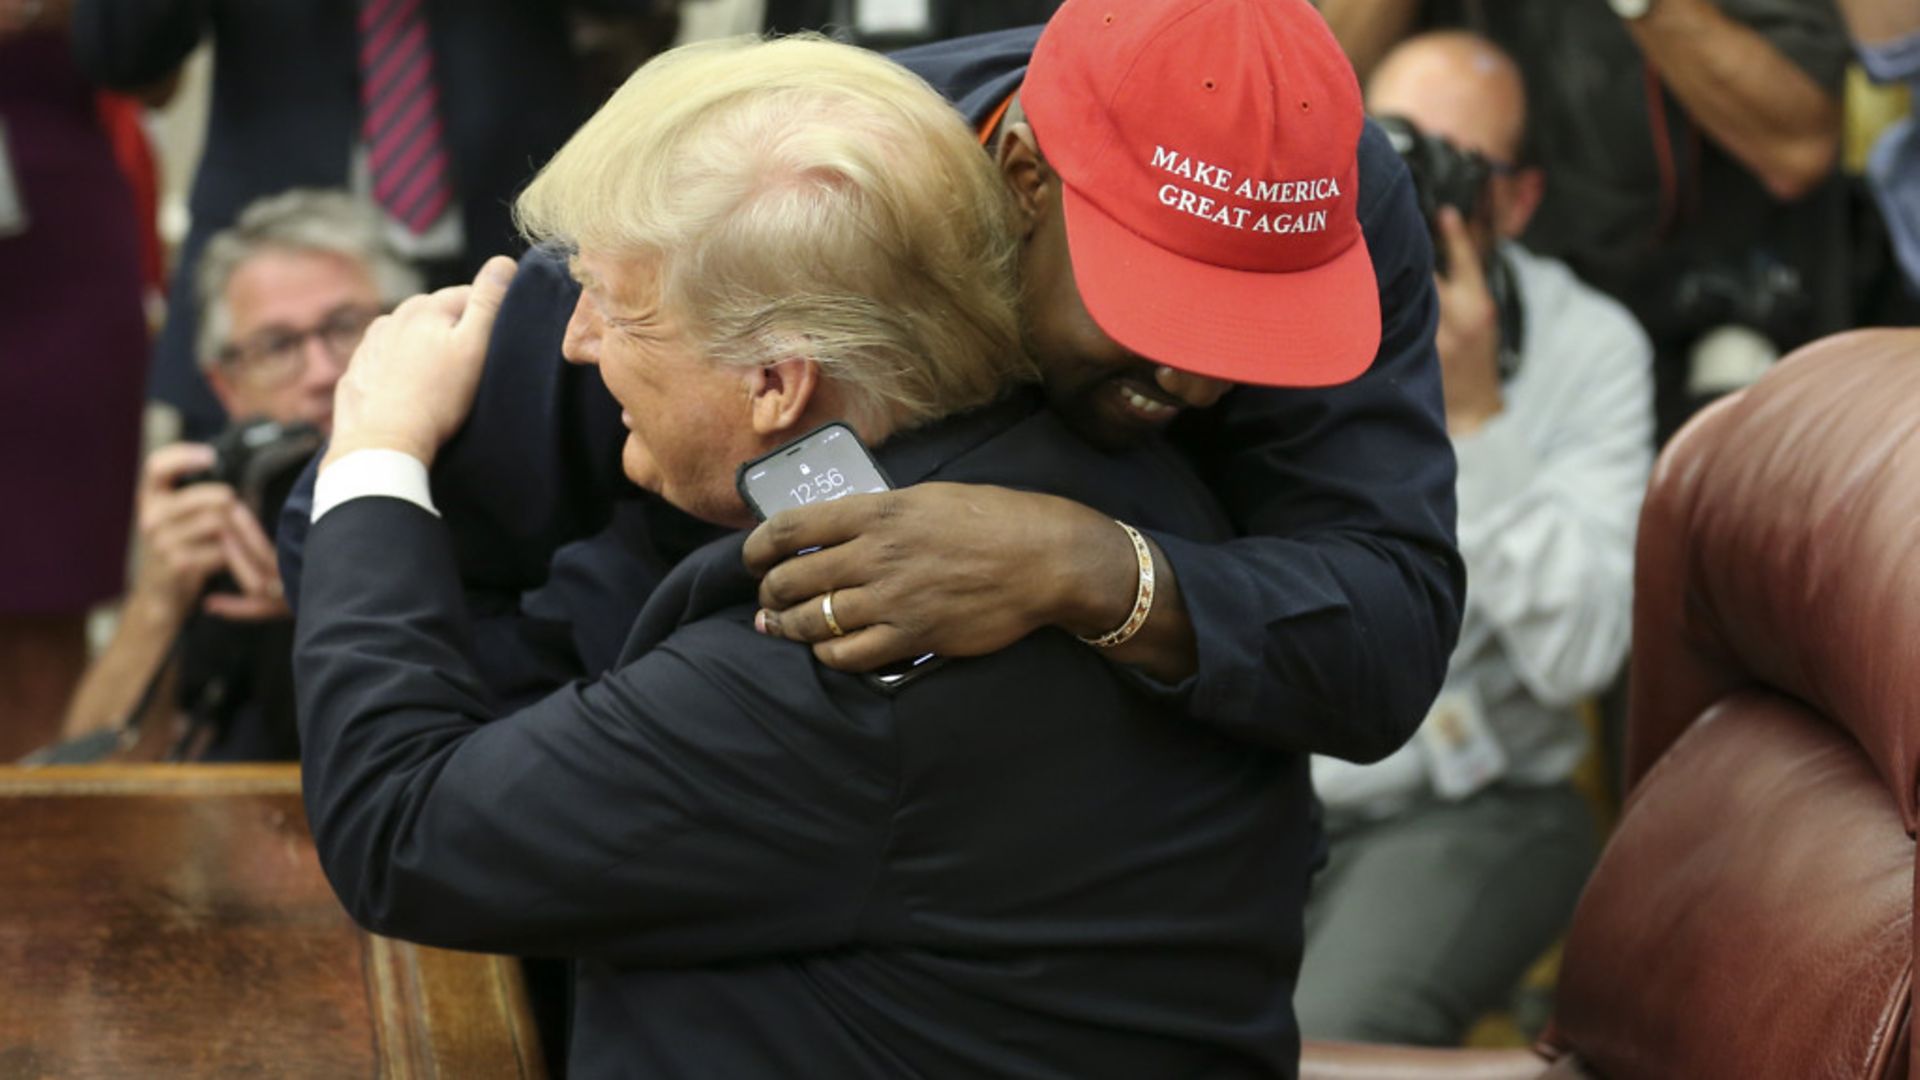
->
xmin=1642 ymin=63 xmax=1704 ymax=242
xmin=112 ymin=626 xmax=189 ymax=756
xmin=1489 ymin=250 xmax=1527 ymax=383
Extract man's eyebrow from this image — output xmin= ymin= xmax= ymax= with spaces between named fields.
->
xmin=564 ymin=258 xmax=664 ymax=326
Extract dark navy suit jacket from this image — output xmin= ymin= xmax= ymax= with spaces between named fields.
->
xmin=297 ymin=396 xmax=1318 ymax=1077
xmin=280 ymin=28 xmax=1464 ymax=762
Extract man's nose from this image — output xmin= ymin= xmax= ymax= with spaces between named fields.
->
xmin=562 ymin=297 xmax=601 ymax=366
xmin=1154 ymin=366 xmax=1231 ymax=410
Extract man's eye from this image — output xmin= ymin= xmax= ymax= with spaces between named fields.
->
xmin=324 ymin=308 xmax=375 ymax=335
xmin=258 ymin=333 xmax=303 ymax=358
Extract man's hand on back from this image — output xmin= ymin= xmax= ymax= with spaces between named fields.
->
xmin=742 ymin=483 xmax=1135 ymax=672
xmin=325 ymin=255 xmax=517 ymax=469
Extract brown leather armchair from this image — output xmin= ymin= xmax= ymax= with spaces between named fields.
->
xmin=1303 ymin=328 xmax=1920 ymax=1080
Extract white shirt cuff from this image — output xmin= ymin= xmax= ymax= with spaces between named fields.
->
xmin=312 ymin=448 xmax=439 ymax=523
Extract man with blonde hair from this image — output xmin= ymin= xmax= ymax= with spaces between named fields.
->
xmin=295 ymin=36 xmax=1312 ymax=1075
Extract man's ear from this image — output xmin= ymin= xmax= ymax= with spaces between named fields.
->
xmin=997 ymin=122 xmax=1053 ymax=238
xmin=747 ymin=355 xmax=822 ymax=438
xmin=1495 ymin=166 xmax=1546 ymax=240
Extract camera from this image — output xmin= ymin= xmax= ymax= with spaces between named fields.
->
xmin=178 ymin=417 xmax=325 ymax=535
xmin=1670 ymin=252 xmax=1811 ymax=349
xmin=1376 ymin=114 xmax=1527 ymax=379
xmin=1376 ymin=114 xmax=1493 ymax=276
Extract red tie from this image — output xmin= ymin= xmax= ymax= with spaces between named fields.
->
xmin=357 ymin=0 xmax=454 ymax=234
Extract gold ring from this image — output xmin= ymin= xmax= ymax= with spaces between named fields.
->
xmin=821 ymin=591 xmax=846 ymax=637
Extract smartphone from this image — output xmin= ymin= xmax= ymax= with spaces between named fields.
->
xmin=736 ymin=422 xmax=893 ymax=518
xmin=735 ymin=422 xmax=944 ymax=692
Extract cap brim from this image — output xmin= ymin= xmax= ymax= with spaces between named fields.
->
xmin=1059 ymin=183 xmax=1382 ymax=388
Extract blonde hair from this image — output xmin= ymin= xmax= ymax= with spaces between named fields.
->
xmin=515 ymin=35 xmax=1031 ymax=428
xmin=197 ymin=189 xmax=420 ymax=370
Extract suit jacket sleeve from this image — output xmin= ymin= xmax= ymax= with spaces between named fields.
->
xmin=71 ymin=0 xmax=212 ymax=88
xmin=1150 ymin=122 xmax=1465 ymax=763
xmin=276 ymin=451 xmax=589 ymax=709
xmin=429 ymin=246 xmax=631 ymax=596
xmin=295 ymin=496 xmax=886 ymax=962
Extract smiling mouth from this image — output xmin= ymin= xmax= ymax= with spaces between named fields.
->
xmin=1112 ymin=378 xmax=1181 ymax=424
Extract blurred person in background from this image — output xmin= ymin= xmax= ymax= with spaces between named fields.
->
xmin=761 ymin=0 xmax=1063 ymax=48
xmin=0 ymin=0 xmax=149 ymax=760
xmin=70 ymin=0 xmax=674 ymax=442
xmin=50 ymin=190 xmax=416 ymax=763
xmin=1293 ymin=31 xmax=1655 ymax=1045
xmin=1317 ymin=0 xmax=1851 ymax=439
xmin=1838 ymin=0 xmax=1920 ymax=297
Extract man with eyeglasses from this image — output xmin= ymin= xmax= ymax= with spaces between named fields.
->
xmin=56 ymin=189 xmax=418 ymax=761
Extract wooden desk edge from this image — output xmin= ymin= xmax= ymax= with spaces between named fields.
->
xmin=0 ymin=762 xmax=301 ymax=796
xmin=0 ymin=761 xmax=548 ymax=1077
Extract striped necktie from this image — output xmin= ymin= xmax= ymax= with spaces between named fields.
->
xmin=357 ymin=0 xmax=454 ymax=234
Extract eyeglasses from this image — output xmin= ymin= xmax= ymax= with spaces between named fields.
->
xmin=217 ymin=304 xmax=381 ymax=386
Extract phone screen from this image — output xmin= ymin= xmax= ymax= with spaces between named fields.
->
xmin=735 ymin=423 xmax=943 ymax=692
xmin=737 ymin=422 xmax=892 ymax=520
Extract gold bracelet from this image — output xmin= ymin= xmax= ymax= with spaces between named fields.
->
xmin=1078 ymin=520 xmax=1155 ymax=649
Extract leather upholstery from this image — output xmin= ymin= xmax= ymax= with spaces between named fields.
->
xmin=1625 ymin=329 xmax=1920 ymax=813
xmin=1301 ymin=328 xmax=1920 ymax=1079
xmin=1558 ymin=327 xmax=1920 ymax=1079
xmin=1551 ymin=694 xmax=1912 ymax=1078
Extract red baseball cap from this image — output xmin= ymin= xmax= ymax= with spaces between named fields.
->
xmin=1022 ymin=0 xmax=1380 ymax=387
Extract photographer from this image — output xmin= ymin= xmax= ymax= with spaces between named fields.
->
xmin=56 ymin=190 xmax=417 ymax=761
xmin=1317 ymin=0 xmax=1849 ymax=437
xmin=1295 ymin=32 xmax=1655 ymax=1045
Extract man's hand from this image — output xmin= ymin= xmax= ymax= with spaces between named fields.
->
xmin=325 ymin=255 xmax=516 ymax=469
xmin=1431 ymin=207 xmax=1504 ymax=436
xmin=742 ymin=484 xmax=1133 ymax=672
xmin=131 ymin=444 xmax=287 ymax=623
xmin=134 ymin=444 xmax=232 ymax=616
xmin=204 ymin=500 xmax=290 ymax=621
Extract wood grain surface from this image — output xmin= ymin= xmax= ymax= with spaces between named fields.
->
xmin=0 ymin=765 xmax=543 ymax=1079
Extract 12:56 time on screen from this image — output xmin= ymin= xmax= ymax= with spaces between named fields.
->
xmin=791 ymin=467 xmax=849 ymax=505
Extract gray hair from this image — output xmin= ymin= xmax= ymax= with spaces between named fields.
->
xmin=195 ymin=189 xmax=423 ymax=370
